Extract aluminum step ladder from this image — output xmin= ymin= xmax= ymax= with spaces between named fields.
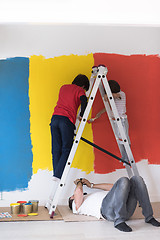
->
xmin=48 ymin=65 xmax=139 ymax=218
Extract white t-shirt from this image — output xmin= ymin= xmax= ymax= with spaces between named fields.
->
xmin=72 ymin=191 xmax=108 ymax=219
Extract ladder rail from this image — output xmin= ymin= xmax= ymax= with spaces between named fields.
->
xmin=100 ymin=69 xmax=139 ymax=176
xmin=98 ymin=82 xmax=133 ymax=178
xmin=49 ymin=69 xmax=101 ymax=216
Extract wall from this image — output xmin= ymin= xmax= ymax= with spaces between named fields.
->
xmin=0 ymin=0 xmax=160 ymax=25
xmin=0 ymin=24 xmax=160 ymax=206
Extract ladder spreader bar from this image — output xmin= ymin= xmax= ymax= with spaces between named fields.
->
xmin=75 ymin=134 xmax=131 ymax=166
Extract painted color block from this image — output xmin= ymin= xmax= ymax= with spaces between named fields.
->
xmin=29 ymin=54 xmax=94 ymax=174
xmin=0 ymin=57 xmax=33 ymax=191
xmin=93 ymin=53 xmax=160 ymax=174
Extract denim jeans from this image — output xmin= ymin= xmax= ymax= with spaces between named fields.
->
xmin=101 ymin=176 xmax=153 ymax=226
xmin=50 ymin=115 xmax=75 ymax=179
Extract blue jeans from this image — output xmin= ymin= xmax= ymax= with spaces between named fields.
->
xmin=50 ymin=115 xmax=75 ymax=179
xmin=101 ymin=176 xmax=153 ymax=226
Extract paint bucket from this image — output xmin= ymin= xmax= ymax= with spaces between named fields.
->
xmin=10 ymin=203 xmax=20 ymax=214
xmin=22 ymin=202 xmax=33 ymax=215
xmin=17 ymin=201 xmax=27 ymax=213
xmin=28 ymin=200 xmax=39 ymax=213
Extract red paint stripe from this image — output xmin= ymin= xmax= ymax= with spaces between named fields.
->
xmin=92 ymin=53 xmax=160 ymax=174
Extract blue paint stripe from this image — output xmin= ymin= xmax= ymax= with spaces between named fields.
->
xmin=0 ymin=57 xmax=33 ymax=191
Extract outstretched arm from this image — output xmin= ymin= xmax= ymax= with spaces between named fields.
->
xmin=95 ymin=108 xmax=106 ymax=119
xmin=82 ymin=178 xmax=113 ymax=191
xmin=88 ymin=92 xmax=122 ymax=123
xmin=88 ymin=108 xmax=106 ymax=123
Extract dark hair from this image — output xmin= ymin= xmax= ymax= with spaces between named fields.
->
xmin=108 ymin=80 xmax=120 ymax=93
xmin=97 ymin=64 xmax=106 ymax=68
xmin=72 ymin=74 xmax=90 ymax=91
xmin=68 ymin=197 xmax=74 ymax=210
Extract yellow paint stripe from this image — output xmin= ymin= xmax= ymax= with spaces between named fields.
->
xmin=29 ymin=54 xmax=94 ymax=174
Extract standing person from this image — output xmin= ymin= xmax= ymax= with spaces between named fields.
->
xmin=69 ymin=177 xmax=160 ymax=232
xmin=50 ymin=74 xmax=90 ymax=181
xmin=88 ymin=80 xmax=130 ymax=165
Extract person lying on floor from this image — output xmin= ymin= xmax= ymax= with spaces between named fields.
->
xmin=68 ymin=177 xmax=160 ymax=232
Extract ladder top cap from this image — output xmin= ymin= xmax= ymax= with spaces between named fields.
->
xmin=97 ymin=65 xmax=108 ymax=73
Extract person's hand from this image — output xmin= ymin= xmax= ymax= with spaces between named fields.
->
xmin=81 ymin=178 xmax=92 ymax=188
xmin=112 ymin=93 xmax=121 ymax=99
xmin=87 ymin=117 xmax=96 ymax=123
xmin=78 ymin=116 xmax=82 ymax=121
xmin=104 ymin=94 xmax=108 ymax=102
xmin=74 ymin=179 xmax=81 ymax=185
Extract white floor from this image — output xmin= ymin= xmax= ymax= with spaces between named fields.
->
xmin=1 ymin=218 xmax=160 ymax=240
